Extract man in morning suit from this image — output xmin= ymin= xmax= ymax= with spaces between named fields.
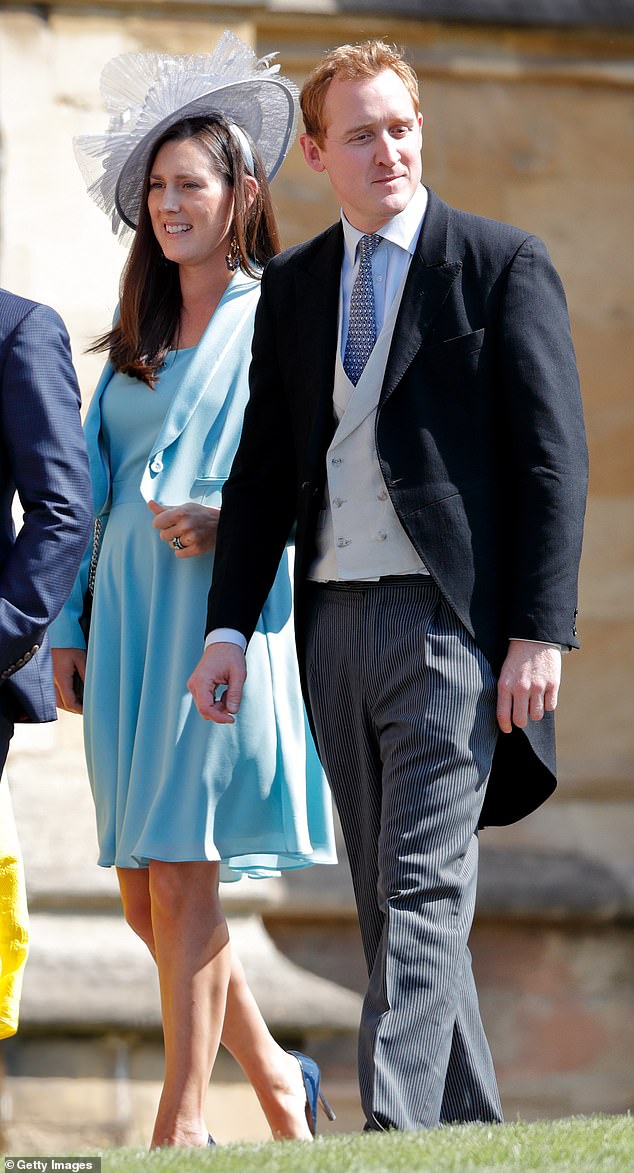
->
xmin=188 ymin=41 xmax=588 ymax=1130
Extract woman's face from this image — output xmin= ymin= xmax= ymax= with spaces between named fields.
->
xmin=147 ymin=136 xmax=234 ymax=270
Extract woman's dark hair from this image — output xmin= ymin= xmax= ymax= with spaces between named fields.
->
xmin=90 ymin=113 xmax=281 ymax=387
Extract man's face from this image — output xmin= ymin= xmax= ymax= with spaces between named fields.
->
xmin=300 ymin=69 xmax=423 ymax=233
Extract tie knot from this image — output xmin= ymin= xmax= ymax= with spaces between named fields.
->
xmin=359 ymin=233 xmax=381 ymax=261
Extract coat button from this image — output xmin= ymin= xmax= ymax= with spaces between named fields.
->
xmin=150 ymin=458 xmax=163 ymax=473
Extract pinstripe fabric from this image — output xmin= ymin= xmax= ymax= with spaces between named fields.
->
xmin=305 ymin=579 xmax=503 ymax=1129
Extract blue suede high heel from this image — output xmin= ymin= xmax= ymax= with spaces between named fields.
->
xmin=288 ymin=1049 xmax=336 ymax=1136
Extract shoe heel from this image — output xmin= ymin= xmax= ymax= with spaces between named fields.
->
xmin=288 ymin=1048 xmax=336 ymax=1136
xmin=319 ymin=1090 xmax=336 ymax=1121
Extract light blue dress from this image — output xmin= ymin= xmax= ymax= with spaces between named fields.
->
xmin=50 ymin=273 xmax=335 ymax=879
xmin=70 ymin=347 xmax=335 ymax=880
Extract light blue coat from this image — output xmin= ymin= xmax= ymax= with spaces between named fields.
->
xmin=50 ymin=270 xmax=336 ymax=874
xmin=51 ymin=269 xmax=262 ymax=649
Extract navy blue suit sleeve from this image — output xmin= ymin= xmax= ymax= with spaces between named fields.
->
xmin=0 ymin=302 xmax=92 ymax=667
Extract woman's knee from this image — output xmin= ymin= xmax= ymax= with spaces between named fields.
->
xmin=148 ymin=859 xmax=220 ymax=922
xmin=120 ymin=887 xmax=154 ymax=948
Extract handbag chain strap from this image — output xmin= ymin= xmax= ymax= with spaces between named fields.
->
xmin=87 ymin=516 xmax=104 ymax=597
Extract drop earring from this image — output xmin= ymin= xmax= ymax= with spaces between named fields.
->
xmin=225 ymin=234 xmax=240 ymax=272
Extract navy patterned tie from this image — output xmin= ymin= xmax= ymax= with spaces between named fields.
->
xmin=343 ymin=233 xmax=382 ymax=385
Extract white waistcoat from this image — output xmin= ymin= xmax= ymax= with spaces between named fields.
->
xmin=308 ymin=275 xmax=428 ymax=582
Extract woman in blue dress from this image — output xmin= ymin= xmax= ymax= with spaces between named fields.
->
xmin=50 ymin=34 xmax=335 ymax=1149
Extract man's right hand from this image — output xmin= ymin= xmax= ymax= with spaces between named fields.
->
xmin=52 ymin=647 xmax=86 ymax=715
xmin=188 ymin=642 xmax=247 ymax=724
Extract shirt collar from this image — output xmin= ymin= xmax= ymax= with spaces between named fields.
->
xmin=341 ymin=184 xmax=428 ymax=264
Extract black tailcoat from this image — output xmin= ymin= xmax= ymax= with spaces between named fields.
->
xmin=207 ymin=189 xmax=588 ymax=826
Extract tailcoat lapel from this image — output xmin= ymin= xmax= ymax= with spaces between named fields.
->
xmin=381 ymin=189 xmax=461 ymax=405
xmin=292 ymin=197 xmax=463 ymax=467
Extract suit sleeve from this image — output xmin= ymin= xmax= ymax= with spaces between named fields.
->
xmin=498 ymin=235 xmax=588 ymax=647
xmin=0 ymin=304 xmax=92 ymax=666
xmin=206 ymin=264 xmax=298 ymax=642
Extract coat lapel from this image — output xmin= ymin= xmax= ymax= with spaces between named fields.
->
xmin=148 ymin=270 xmax=259 ymax=461
xmin=381 ymin=189 xmax=461 ymax=405
xmin=290 ymin=197 xmax=462 ymax=464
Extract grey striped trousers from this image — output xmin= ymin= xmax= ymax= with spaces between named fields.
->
xmin=305 ymin=578 xmax=503 ymax=1130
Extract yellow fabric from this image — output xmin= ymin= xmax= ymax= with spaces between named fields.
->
xmin=0 ymin=773 xmax=29 ymax=1039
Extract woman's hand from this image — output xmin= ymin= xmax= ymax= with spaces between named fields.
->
xmin=52 ymin=647 xmax=86 ymax=715
xmin=148 ymin=500 xmax=220 ymax=557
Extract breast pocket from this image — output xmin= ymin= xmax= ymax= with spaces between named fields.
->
xmin=190 ymin=475 xmax=225 ymax=507
xmin=424 ymin=328 xmax=485 ymax=387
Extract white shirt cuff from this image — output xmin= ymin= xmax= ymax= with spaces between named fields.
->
xmin=204 ymin=628 xmax=247 ymax=653
xmin=510 ymin=638 xmax=566 ymax=653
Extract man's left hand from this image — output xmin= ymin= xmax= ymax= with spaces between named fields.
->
xmin=496 ymin=639 xmax=562 ymax=733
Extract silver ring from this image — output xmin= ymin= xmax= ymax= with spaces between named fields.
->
xmin=172 ymin=536 xmax=184 ymax=550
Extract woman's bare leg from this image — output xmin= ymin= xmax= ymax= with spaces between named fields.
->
xmin=117 ymin=866 xmax=312 ymax=1142
xmin=116 ymin=861 xmax=229 ymax=1146
xmin=148 ymin=859 xmax=230 ymax=1147
xmin=220 ymin=953 xmax=312 ymax=1140
xmin=117 ymin=867 xmax=155 ymax=955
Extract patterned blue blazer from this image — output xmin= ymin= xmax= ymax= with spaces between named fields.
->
xmin=0 ymin=289 xmax=92 ymax=725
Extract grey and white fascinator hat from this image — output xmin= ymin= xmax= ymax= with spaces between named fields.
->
xmin=74 ymin=30 xmax=299 ymax=238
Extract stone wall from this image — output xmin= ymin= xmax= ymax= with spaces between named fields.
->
xmin=0 ymin=2 xmax=632 ymax=1147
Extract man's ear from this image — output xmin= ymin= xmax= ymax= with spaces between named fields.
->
xmin=300 ymin=133 xmax=326 ymax=174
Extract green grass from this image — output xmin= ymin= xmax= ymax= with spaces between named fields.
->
xmin=96 ymin=1115 xmax=632 ymax=1173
